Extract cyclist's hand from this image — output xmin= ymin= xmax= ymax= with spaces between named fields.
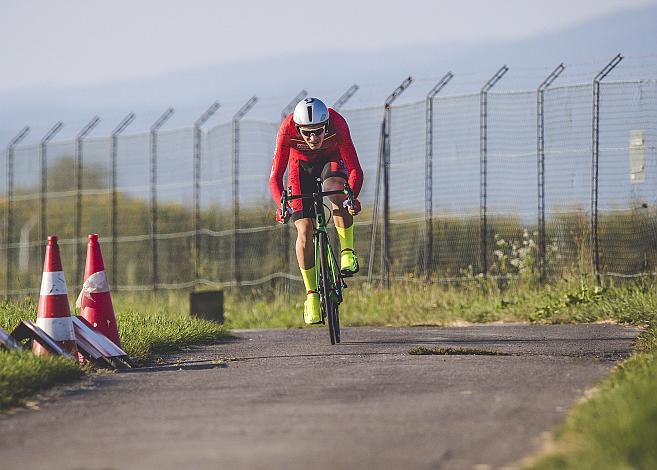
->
xmin=343 ymin=198 xmax=361 ymax=216
xmin=275 ymin=208 xmax=289 ymax=224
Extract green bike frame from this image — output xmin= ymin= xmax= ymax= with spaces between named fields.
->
xmin=312 ymin=183 xmax=344 ymax=344
xmin=282 ymin=177 xmax=353 ymax=344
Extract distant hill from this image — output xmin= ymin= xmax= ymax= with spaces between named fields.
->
xmin=1 ymin=3 xmax=657 ymax=143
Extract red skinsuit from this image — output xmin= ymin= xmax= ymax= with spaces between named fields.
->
xmin=269 ymin=108 xmax=364 ymax=214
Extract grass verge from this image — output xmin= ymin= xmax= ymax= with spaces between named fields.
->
xmin=1 ymin=296 xmax=227 ymax=411
xmin=0 ymin=350 xmax=83 ymax=410
xmin=116 ymin=307 xmax=227 ymax=364
xmin=221 ymin=277 xmax=656 ymax=328
xmin=524 ymin=323 xmax=657 ymax=469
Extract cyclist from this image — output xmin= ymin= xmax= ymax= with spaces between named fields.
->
xmin=269 ymin=97 xmax=363 ymax=324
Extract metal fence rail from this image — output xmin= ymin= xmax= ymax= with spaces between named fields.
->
xmin=2 ymin=65 xmax=657 ymax=297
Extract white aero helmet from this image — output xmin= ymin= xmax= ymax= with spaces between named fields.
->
xmin=293 ymin=97 xmax=329 ymax=127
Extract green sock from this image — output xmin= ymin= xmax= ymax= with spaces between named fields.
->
xmin=335 ymin=225 xmax=354 ymax=253
xmin=300 ymin=266 xmax=317 ymax=293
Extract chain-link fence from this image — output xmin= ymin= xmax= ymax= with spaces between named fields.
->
xmin=2 ymin=68 xmax=656 ymax=295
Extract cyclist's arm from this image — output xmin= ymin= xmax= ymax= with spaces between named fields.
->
xmin=333 ymin=112 xmax=363 ymax=198
xmin=269 ymin=123 xmax=291 ymax=205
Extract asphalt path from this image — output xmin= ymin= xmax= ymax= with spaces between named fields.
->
xmin=0 ymin=324 xmax=640 ymax=470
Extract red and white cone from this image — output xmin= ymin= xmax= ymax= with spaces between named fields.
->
xmin=77 ymin=234 xmax=121 ymax=346
xmin=34 ymin=236 xmax=78 ymax=356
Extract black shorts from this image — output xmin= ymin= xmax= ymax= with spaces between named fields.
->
xmin=289 ymin=159 xmax=348 ymax=221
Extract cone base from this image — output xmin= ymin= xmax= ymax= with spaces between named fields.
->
xmin=33 ymin=339 xmax=78 ymax=357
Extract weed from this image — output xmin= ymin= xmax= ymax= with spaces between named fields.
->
xmin=408 ymin=346 xmax=508 ymax=356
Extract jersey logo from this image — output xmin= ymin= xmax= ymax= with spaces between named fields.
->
xmin=290 ymin=132 xmax=337 ymax=152
xmin=295 ymin=142 xmax=313 ymax=151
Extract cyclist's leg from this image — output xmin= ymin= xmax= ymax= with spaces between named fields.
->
xmin=291 ymin=161 xmax=321 ymax=324
xmin=322 ymin=161 xmax=359 ymax=275
xmin=293 ymin=217 xmax=315 ymax=271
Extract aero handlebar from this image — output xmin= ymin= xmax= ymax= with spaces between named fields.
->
xmin=279 ymin=181 xmax=356 ymax=223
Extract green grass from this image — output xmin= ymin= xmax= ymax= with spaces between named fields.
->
xmin=0 ymin=298 xmax=35 ymax=332
xmin=0 ymin=350 xmax=83 ymax=409
xmin=116 ymin=308 xmax=227 ymax=364
xmin=0 ymin=295 xmax=227 ymax=410
xmin=220 ymin=276 xmax=657 ymax=329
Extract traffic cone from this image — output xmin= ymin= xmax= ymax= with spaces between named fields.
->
xmin=77 ymin=234 xmax=121 ymax=346
xmin=34 ymin=236 xmax=78 ymax=356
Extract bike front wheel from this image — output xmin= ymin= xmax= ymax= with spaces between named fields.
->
xmin=331 ymin=299 xmax=340 ymax=344
xmin=318 ymin=233 xmax=340 ymax=345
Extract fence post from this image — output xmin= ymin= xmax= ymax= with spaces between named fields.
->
xmin=232 ymin=96 xmax=258 ymax=286
xmin=591 ymin=54 xmax=623 ymax=284
xmin=368 ymin=77 xmax=413 ymax=288
xmin=536 ymin=64 xmax=565 ymax=284
xmin=193 ymin=102 xmax=221 ymax=288
xmin=424 ymin=72 xmax=453 ymax=280
xmin=39 ymin=122 xmax=64 ymax=263
xmin=110 ymin=113 xmax=135 ymax=288
xmin=479 ymin=66 xmax=508 ymax=276
xmin=368 ymin=120 xmax=386 ymax=284
xmin=281 ymin=89 xmax=308 ymax=122
xmin=280 ymin=89 xmax=307 ymax=292
xmin=74 ymin=117 xmax=100 ymax=288
xmin=4 ymin=126 xmax=30 ymax=299
xmin=333 ymin=84 xmax=359 ymax=111
xmin=149 ymin=108 xmax=174 ymax=291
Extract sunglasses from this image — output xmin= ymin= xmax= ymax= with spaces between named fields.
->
xmin=298 ymin=125 xmax=326 ymax=138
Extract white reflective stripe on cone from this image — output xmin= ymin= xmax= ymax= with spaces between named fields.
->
xmin=40 ymin=271 xmax=68 ymax=296
xmin=76 ymin=271 xmax=110 ymax=308
xmin=36 ymin=317 xmax=75 ymax=341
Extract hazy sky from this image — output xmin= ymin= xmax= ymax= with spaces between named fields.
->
xmin=1 ymin=0 xmax=655 ymax=93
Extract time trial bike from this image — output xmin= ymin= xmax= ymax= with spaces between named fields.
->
xmin=280 ymin=179 xmax=357 ymax=345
